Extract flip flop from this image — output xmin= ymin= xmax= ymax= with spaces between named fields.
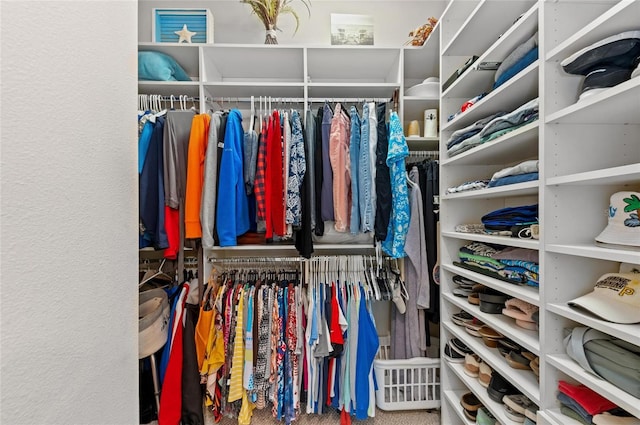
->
xmin=506 ymin=351 xmax=532 ymax=370
xmin=464 ymin=353 xmax=482 ymax=378
xmin=479 ymin=362 xmax=493 ymax=388
xmin=503 ymin=394 xmax=535 ymax=415
xmin=460 ymin=391 xmax=482 ymax=411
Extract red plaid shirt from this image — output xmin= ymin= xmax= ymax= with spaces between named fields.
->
xmin=254 ymin=118 xmax=268 ymax=221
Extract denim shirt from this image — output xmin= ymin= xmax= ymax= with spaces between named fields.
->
xmin=358 ymin=103 xmax=373 ymax=232
xmin=349 ymin=106 xmax=361 ymax=234
xmin=381 ymin=111 xmax=410 ymax=258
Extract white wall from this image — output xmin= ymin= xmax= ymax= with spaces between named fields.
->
xmin=139 ymin=0 xmax=446 ymax=46
xmin=0 ymin=1 xmax=139 ymax=424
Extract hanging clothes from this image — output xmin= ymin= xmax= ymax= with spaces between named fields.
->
xmin=349 ymin=106 xmax=361 ymax=235
xmin=265 ymin=110 xmax=286 ymax=239
xmin=216 ymin=109 xmax=250 ymax=246
xmin=374 ymin=102 xmax=391 ymax=242
xmin=329 ymin=103 xmax=352 ymax=232
xmin=201 ymin=111 xmax=223 ymax=249
xmin=382 ymin=111 xmax=410 ymax=258
xmin=185 ymin=114 xmax=211 ymax=239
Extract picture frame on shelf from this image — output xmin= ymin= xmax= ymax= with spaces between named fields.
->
xmin=152 ymin=8 xmax=214 ymax=44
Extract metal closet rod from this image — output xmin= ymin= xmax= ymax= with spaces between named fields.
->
xmin=206 ymin=96 xmax=393 ymax=103
xmin=208 ymin=256 xmax=302 ymax=263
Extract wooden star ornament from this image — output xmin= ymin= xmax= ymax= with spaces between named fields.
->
xmin=175 ymin=24 xmax=196 ymax=43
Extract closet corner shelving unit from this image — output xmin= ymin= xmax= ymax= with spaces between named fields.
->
xmin=438 ymin=0 xmax=640 ymax=424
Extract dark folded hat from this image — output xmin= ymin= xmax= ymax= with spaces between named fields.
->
xmin=579 ymin=66 xmax=632 ymax=100
xmin=561 ymin=31 xmax=640 ymax=75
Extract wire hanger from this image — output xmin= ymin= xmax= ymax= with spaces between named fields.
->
xmin=139 ymin=259 xmax=173 ymax=287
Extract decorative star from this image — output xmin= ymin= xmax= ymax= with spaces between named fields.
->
xmin=175 ymin=24 xmax=196 ymax=43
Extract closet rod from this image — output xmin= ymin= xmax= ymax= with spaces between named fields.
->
xmin=206 ymin=96 xmax=393 ymax=104
xmin=208 ymin=256 xmax=303 ymax=263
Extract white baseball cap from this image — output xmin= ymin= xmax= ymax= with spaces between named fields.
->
xmin=568 ymin=272 xmax=640 ymax=324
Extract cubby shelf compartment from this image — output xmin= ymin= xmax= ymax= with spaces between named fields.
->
xmin=442 ymin=0 xmax=537 ymax=57
xmin=444 ymin=293 xmax=540 ymax=355
xmin=441 ymin=121 xmax=538 ymax=166
xmin=406 ymin=136 xmax=439 ymax=152
xmin=443 ymin=181 xmax=538 ymax=200
xmin=545 ymin=243 xmax=640 ymax=265
xmin=547 ymin=303 xmax=640 ymax=347
xmin=442 ymin=263 xmax=540 ymax=306
xmin=442 ymin=231 xmax=540 ymax=250
xmin=546 ymin=164 xmax=640 ymax=186
xmin=443 ymin=390 xmax=475 ymax=425
xmin=444 ymin=321 xmax=540 ymax=405
xmin=202 ymin=82 xmax=304 ymax=98
xmin=545 ymin=77 xmax=640 ymax=125
xmin=545 ymin=0 xmax=640 ymax=63
xmin=442 ymin=61 xmax=538 ymax=132
xmin=546 ymin=354 xmax=640 ymax=419
xmin=442 ymin=3 xmax=538 ymax=100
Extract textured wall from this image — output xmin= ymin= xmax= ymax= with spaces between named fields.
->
xmin=139 ymin=0 xmax=446 ymax=46
xmin=0 ymin=1 xmax=139 ymax=423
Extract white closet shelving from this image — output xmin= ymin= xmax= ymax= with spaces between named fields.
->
xmin=540 ymin=1 xmax=640 ymax=425
xmin=439 ymin=0 xmax=640 ymax=424
xmin=438 ymin=1 xmax=541 ymax=424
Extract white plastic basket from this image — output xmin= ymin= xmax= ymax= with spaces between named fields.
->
xmin=373 ymin=336 xmax=441 ymax=411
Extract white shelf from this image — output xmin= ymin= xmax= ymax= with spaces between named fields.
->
xmin=546 ymin=243 xmax=640 ymax=265
xmin=547 ymin=303 xmax=640 ymax=347
xmin=406 ymin=136 xmax=439 ymax=151
xmin=203 ymin=82 xmax=304 ymax=98
xmin=443 ymin=263 xmax=540 ymax=306
xmin=442 ymin=0 xmax=537 ymax=57
xmin=545 ymin=0 xmax=640 ymax=63
xmin=138 ymin=42 xmax=200 ymax=78
xmin=307 ymin=83 xmax=399 ymax=98
xmin=442 ymin=61 xmax=538 ymax=132
xmin=443 ymin=181 xmax=538 ymax=200
xmin=546 ymin=354 xmax=640 ymax=418
xmin=441 ymin=121 xmax=538 ymax=166
xmin=546 ymin=164 xmax=640 ymax=186
xmin=403 ymin=23 xmax=440 ymax=83
xmin=444 ymin=293 xmax=540 ymax=355
xmin=444 ymin=321 xmax=540 ymax=405
xmin=138 ymin=81 xmax=200 ymax=97
xmin=403 ymin=97 xmax=440 ymax=121
xmin=541 ymin=408 xmax=583 ymax=425
xmin=545 ymin=76 xmax=640 ymax=125
xmin=443 ymin=390 xmax=475 ymax=425
xmin=443 ymin=231 xmax=540 ymax=250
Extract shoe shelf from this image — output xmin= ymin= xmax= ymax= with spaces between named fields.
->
xmin=546 ymin=353 xmax=640 ymax=419
xmin=545 ymin=0 xmax=640 ymax=64
xmin=442 ymin=181 xmax=539 ymax=200
xmin=545 ymin=243 xmax=640 ymax=265
xmin=545 ymin=76 xmax=640 ymax=125
xmin=445 ymin=357 xmax=525 ymax=425
xmin=444 ymin=321 xmax=540 ymax=405
xmin=442 ymin=231 xmax=540 ymax=250
xmin=440 ymin=121 xmax=538 ymax=167
xmin=443 ymin=389 xmax=476 ymax=425
xmin=441 ymin=61 xmax=538 ymax=132
xmin=443 ymin=263 xmax=540 ymax=306
xmin=547 ymin=303 xmax=640 ymax=347
xmin=444 ymin=293 xmax=540 ymax=355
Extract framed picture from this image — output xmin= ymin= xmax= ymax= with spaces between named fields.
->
xmin=331 ymin=14 xmax=374 ymax=46
xmin=153 ymin=9 xmax=214 ymax=44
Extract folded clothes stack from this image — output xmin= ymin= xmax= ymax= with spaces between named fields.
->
xmin=493 ymin=32 xmax=539 ymax=90
xmin=454 ymin=242 xmax=540 ymax=287
xmin=557 ymin=380 xmax=639 ymax=425
xmin=488 ymin=160 xmax=539 ymax=188
xmin=561 ymin=30 xmax=640 ymax=102
xmin=482 ymin=204 xmax=539 ymax=238
xmin=447 ymin=98 xmax=539 ymax=157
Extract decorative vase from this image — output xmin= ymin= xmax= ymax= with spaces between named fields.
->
xmin=265 ymin=24 xmax=278 ymax=44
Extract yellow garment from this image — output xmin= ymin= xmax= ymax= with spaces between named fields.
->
xmin=201 ymin=287 xmax=225 ymax=407
xmin=238 ymin=387 xmax=256 ymax=425
xmin=194 ymin=305 xmax=213 ymax=370
xmin=185 ymin=113 xmax=211 ymax=238
xmin=228 ymin=289 xmax=245 ymax=402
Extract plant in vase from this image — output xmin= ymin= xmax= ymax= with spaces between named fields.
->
xmin=240 ymin=0 xmax=311 ymax=44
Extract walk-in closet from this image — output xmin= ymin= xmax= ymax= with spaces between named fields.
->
xmin=1 ymin=1 xmax=639 ymax=425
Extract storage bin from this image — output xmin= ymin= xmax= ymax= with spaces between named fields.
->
xmin=373 ymin=336 xmax=441 ymax=411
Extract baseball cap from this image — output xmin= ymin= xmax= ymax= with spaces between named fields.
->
xmin=561 ymin=30 xmax=640 ymax=75
xmin=595 ymin=191 xmax=640 ymax=249
xmin=568 ymin=272 xmax=640 ymax=324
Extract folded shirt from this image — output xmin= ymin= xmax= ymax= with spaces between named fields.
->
xmin=488 ymin=172 xmax=538 ymax=188
xmin=478 ymin=98 xmax=539 ymax=139
xmin=493 ymin=46 xmax=539 ymax=90
xmin=491 ymin=160 xmax=539 ymax=180
xmin=495 ymin=32 xmax=538 ymax=83
xmin=482 ymin=204 xmax=539 ymax=229
xmin=557 ymin=392 xmax=593 ymax=424
xmin=558 ymin=380 xmax=619 ymax=415
xmin=460 ymin=241 xmax=501 ymax=257
xmin=446 ymin=112 xmax=505 ymax=148
xmin=446 ymin=180 xmax=489 ymax=194
xmin=491 ymin=246 xmax=539 ymax=263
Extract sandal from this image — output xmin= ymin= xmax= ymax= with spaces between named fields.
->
xmin=506 ymin=351 xmax=532 ymax=370
xmin=460 ymin=391 xmax=482 ymax=411
xmin=503 ymin=394 xmax=535 ymax=415
xmin=530 ymin=356 xmax=540 ymax=377
xmin=451 ymin=310 xmax=474 ymax=326
xmin=479 ymin=362 xmax=493 ymax=388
